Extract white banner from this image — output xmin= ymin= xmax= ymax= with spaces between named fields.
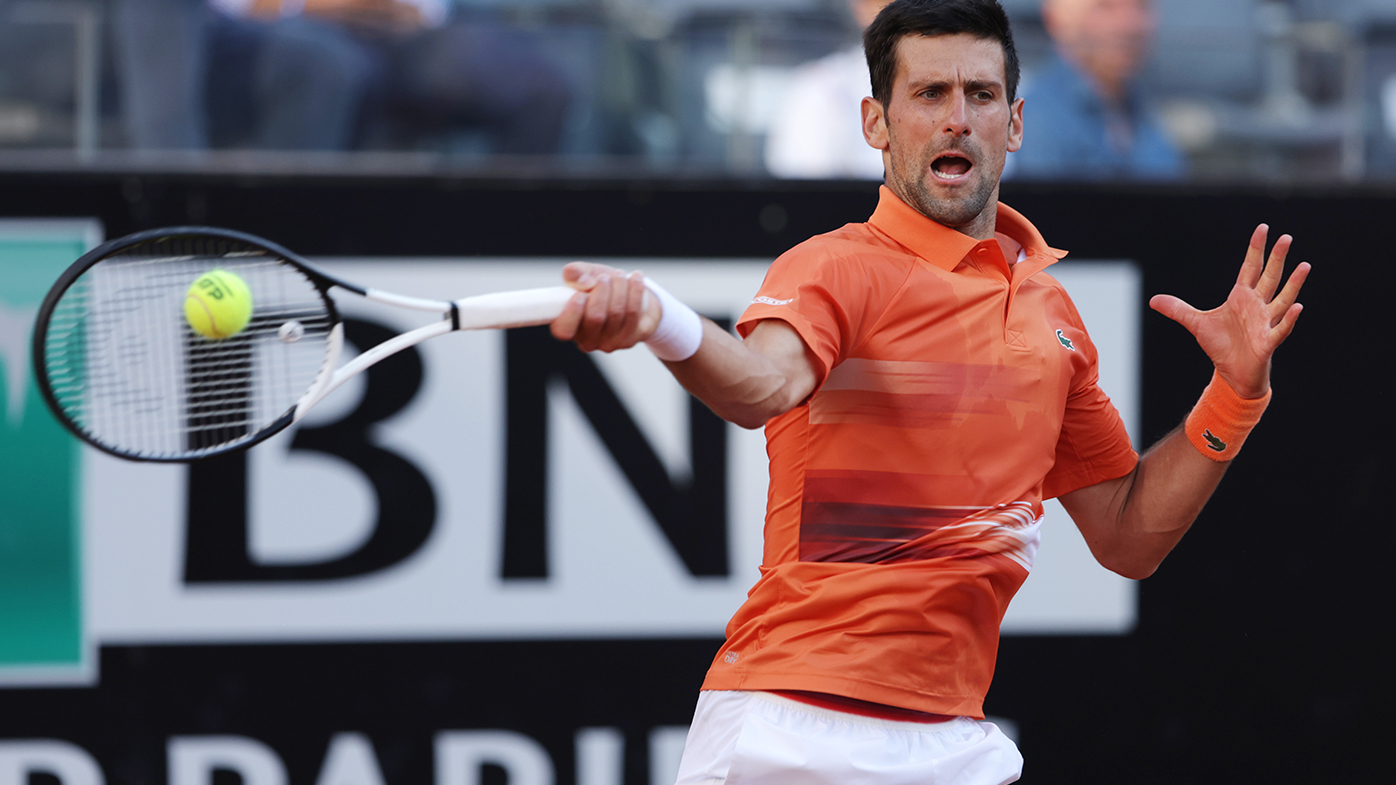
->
xmin=86 ymin=258 xmax=1140 ymax=644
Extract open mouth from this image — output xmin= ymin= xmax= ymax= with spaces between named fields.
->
xmin=931 ymin=154 xmax=974 ymax=181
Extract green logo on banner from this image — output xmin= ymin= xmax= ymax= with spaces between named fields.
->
xmin=0 ymin=220 xmax=100 ymax=686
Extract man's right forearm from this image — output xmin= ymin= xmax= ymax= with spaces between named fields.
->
xmin=549 ymin=262 xmax=819 ymax=429
xmin=663 ymin=319 xmax=820 ymax=430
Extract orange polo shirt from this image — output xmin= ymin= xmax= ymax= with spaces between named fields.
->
xmin=701 ymin=186 xmax=1138 ymax=718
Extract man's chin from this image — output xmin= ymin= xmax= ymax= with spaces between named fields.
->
xmin=909 ymin=180 xmax=994 ymax=229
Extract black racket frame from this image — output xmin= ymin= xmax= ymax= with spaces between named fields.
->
xmin=31 ymin=226 xmax=361 ymax=462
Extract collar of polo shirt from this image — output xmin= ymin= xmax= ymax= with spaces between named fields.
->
xmin=867 ymin=185 xmax=1068 ymax=272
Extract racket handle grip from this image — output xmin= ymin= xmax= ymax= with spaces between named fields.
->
xmin=453 ymin=286 xmax=576 ymax=330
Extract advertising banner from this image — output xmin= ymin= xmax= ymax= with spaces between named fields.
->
xmin=3 ymin=252 xmax=1140 ymax=785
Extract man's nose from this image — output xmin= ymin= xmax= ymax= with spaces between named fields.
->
xmin=943 ymin=93 xmax=970 ymax=136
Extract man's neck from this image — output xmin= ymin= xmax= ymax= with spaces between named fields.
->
xmin=886 ymin=182 xmax=1000 ymax=241
xmin=954 ymin=202 xmax=999 ymax=241
xmin=942 ymin=186 xmax=1000 ymax=241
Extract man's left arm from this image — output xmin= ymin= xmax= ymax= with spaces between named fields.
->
xmin=1059 ymin=224 xmax=1310 ymax=580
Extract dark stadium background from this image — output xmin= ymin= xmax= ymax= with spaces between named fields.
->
xmin=0 ymin=171 xmax=1389 ymax=784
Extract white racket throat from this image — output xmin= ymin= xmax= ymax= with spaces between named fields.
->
xmin=293 ymin=322 xmax=349 ymax=422
xmin=292 ymin=286 xmax=575 ymax=422
xmin=363 ymin=288 xmax=453 ymax=312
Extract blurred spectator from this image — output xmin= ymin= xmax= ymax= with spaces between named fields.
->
xmin=347 ymin=5 xmax=573 ymax=155
xmin=1012 ymin=0 xmax=1185 ymax=180
xmin=1370 ymin=41 xmax=1396 ymax=177
xmin=764 ymin=0 xmax=891 ymax=179
xmin=116 ymin=0 xmax=573 ymax=154
xmin=115 ymin=0 xmax=369 ymax=149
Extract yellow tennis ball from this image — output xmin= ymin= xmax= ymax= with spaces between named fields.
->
xmin=185 ymin=269 xmax=253 ymax=339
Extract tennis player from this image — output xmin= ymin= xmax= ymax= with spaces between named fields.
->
xmin=551 ymin=1 xmax=1308 ymax=782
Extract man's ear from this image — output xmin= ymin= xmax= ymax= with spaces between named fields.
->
xmin=862 ymin=96 xmax=889 ymax=151
xmin=1006 ymin=97 xmax=1024 ymax=153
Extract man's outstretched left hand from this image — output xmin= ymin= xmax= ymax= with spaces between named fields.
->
xmin=1148 ymin=224 xmax=1311 ymax=399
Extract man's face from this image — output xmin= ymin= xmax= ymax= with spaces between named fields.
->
xmin=861 ymin=33 xmax=1024 ymax=237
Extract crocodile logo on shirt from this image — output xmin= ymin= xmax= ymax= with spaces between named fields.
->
xmin=1202 ymin=429 xmax=1227 ymax=452
xmin=1055 ymin=329 xmax=1075 ymax=351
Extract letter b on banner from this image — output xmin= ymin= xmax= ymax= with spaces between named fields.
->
xmin=183 ymin=318 xmax=435 ymax=584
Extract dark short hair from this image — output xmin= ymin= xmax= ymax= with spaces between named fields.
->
xmin=864 ymin=0 xmax=1020 ymax=105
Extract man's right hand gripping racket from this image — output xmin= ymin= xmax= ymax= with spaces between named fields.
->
xmin=32 ymin=226 xmax=574 ymax=462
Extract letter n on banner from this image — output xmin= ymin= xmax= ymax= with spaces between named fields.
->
xmin=502 ymin=325 xmax=728 ymax=579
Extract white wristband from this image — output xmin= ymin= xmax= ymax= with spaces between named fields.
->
xmin=643 ymin=277 xmax=702 ymax=361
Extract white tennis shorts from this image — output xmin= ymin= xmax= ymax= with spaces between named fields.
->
xmin=672 ymin=690 xmax=1022 ymax=785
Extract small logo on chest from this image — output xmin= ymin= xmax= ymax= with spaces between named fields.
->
xmin=1055 ymin=329 xmax=1076 ymax=351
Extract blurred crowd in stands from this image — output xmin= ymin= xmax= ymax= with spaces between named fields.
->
xmin=1 ymin=0 xmax=1395 ymax=182
xmin=114 ymin=0 xmax=570 ymax=154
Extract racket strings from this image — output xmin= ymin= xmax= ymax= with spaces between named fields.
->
xmin=41 ymin=242 xmax=335 ymax=459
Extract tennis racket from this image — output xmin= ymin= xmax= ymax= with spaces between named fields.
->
xmin=32 ymin=226 xmax=575 ymax=462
